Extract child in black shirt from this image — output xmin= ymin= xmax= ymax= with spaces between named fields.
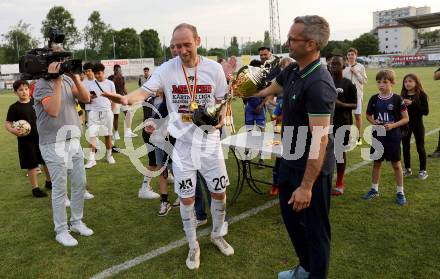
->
xmin=401 ymin=73 xmax=429 ymax=179
xmin=5 ymin=80 xmax=52 ymax=197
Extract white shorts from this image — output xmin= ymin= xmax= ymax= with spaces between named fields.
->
xmin=112 ymin=103 xmax=130 ymax=114
xmin=87 ymin=110 xmax=114 ymax=137
xmin=172 ymin=139 xmax=229 ymax=198
xmin=355 ymin=94 xmax=363 ymax=115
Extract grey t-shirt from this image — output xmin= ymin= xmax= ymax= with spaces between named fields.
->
xmin=33 ymin=75 xmax=81 ymax=145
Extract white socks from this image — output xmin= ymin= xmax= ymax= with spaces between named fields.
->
xmin=124 ymin=110 xmax=132 ymax=130
xmin=89 ymin=152 xmax=95 ymax=161
xmin=211 ymin=198 xmax=226 ymax=238
xmin=180 ymin=202 xmax=198 ymax=249
xmin=371 ymin=184 xmax=404 ymax=193
xmin=106 ymin=149 xmax=112 ymax=158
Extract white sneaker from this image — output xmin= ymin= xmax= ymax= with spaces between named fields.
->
xmin=185 ymin=246 xmax=200 ymax=270
xmin=158 ymin=201 xmax=172 ymax=216
xmin=84 ymin=160 xmax=96 ymax=169
xmin=65 ymin=197 xmax=71 ymax=207
xmin=84 ymin=190 xmax=94 ymax=200
xmin=70 ymin=222 xmax=94 ymax=236
xmin=56 ymin=231 xmax=78 ymax=247
xmin=167 ymin=172 xmax=174 ymax=184
xmin=211 ymin=236 xmax=234 ymax=256
xmin=107 ymin=156 xmax=116 ymax=164
xmin=196 ymin=219 xmax=208 ymax=228
xmin=124 ymin=129 xmax=138 ymax=138
xmin=418 ymin=170 xmax=428 ymax=180
xmin=113 ymin=130 xmax=120 ymax=141
xmin=138 ymin=187 xmax=160 ymax=199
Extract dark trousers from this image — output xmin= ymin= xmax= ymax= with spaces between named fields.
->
xmin=279 ymin=170 xmax=332 ymax=279
xmin=402 ymin=122 xmax=426 ymax=170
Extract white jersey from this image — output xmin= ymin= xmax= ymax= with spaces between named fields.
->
xmin=85 ymin=79 xmax=116 ymax=112
xmin=82 ymin=78 xmax=95 ymax=90
xmin=343 ymin=63 xmax=367 ymax=97
xmin=141 ymin=56 xmax=228 ymax=144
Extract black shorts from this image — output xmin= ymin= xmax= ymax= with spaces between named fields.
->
xmin=18 ymin=141 xmax=45 ymax=169
xmin=146 ymin=144 xmax=157 ymax=167
xmin=370 ymin=144 xmax=401 ymax=162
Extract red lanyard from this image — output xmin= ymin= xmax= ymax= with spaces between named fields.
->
xmin=181 ymin=58 xmax=198 ymax=103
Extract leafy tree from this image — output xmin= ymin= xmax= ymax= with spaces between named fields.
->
xmin=352 ymin=33 xmax=379 ymax=56
xmin=242 ymin=40 xmax=264 ymax=55
xmin=227 ymin=36 xmax=239 ymax=56
xmin=140 ymin=29 xmax=162 ymax=58
xmin=1 ymin=20 xmax=38 ymax=63
xmin=83 ymin=11 xmax=109 ymax=53
xmin=198 ymin=46 xmax=208 ymax=56
xmin=114 ymin=28 xmax=140 ymax=59
xmin=321 ymin=40 xmax=353 ymax=57
xmin=41 ymin=6 xmax=79 ymax=49
xmin=208 ymin=48 xmax=226 ymax=58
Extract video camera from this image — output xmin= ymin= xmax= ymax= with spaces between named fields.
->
xmin=19 ymin=27 xmax=82 ymax=80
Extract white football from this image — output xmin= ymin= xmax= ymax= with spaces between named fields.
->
xmin=13 ymin=120 xmax=31 ymax=136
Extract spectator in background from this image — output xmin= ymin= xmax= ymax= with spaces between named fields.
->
xmin=33 ymin=57 xmax=92 ymax=247
xmin=343 ymin=48 xmax=367 ymax=146
xmin=259 ymin=46 xmax=272 ymax=63
xmin=363 ymin=69 xmax=409 ymax=206
xmin=220 ymin=56 xmax=237 ymax=83
xmin=5 ymin=80 xmax=52 ymax=198
xmin=245 ymin=59 xmax=266 ymax=166
xmin=325 ymin=53 xmax=333 ymax=71
xmin=84 ymin=63 xmax=117 ymax=169
xmin=109 ymin=64 xmax=137 ymax=139
xmin=401 ymin=73 xmax=429 ymax=180
xmin=329 ymin=55 xmax=357 ymax=196
xmin=138 ymin=67 xmax=151 ymax=87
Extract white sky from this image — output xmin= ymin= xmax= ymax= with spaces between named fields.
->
xmin=1 ymin=0 xmax=440 ymax=49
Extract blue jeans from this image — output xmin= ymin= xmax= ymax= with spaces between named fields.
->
xmin=194 ymin=171 xmax=210 ymax=221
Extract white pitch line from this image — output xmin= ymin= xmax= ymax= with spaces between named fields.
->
xmin=91 ymin=127 xmax=440 ymax=279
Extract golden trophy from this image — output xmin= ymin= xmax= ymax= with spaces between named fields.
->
xmin=192 ymin=57 xmax=280 ymax=129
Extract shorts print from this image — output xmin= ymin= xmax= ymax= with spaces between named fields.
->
xmin=172 ymin=139 xmax=229 ymax=198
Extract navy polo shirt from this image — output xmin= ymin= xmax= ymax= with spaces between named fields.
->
xmin=276 ymin=59 xmax=337 ymax=178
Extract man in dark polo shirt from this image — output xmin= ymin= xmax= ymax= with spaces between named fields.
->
xmin=429 ymin=67 xmax=440 ymax=157
xmin=257 ymin=15 xmax=336 ymax=279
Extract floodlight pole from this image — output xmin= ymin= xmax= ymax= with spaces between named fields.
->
xmin=138 ymin=35 xmax=142 ymax=58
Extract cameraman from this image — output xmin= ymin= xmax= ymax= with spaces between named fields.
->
xmin=33 ymin=50 xmax=92 ymax=247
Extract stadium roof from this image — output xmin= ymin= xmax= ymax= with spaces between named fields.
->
xmin=396 ymin=12 xmax=440 ymax=29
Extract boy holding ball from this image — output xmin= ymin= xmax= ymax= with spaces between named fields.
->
xmin=4 ymin=80 xmax=51 ymax=197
